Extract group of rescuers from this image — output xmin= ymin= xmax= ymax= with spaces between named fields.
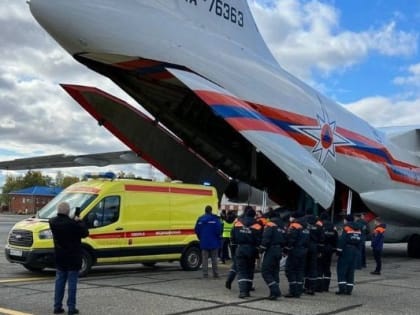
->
xmin=195 ymin=205 xmax=386 ymax=300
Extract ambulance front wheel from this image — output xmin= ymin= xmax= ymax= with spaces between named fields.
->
xmin=180 ymin=245 xmax=202 ymax=271
xmin=79 ymin=248 xmax=93 ymax=277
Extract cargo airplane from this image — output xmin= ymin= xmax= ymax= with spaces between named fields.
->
xmin=12 ymin=0 xmax=420 ymax=256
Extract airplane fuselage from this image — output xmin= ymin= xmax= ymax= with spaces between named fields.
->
xmin=29 ymin=0 xmax=420 ymax=239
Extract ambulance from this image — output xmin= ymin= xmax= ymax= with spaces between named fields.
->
xmin=5 ymin=173 xmax=218 ymax=276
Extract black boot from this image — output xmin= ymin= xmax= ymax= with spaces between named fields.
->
xmin=268 ymin=284 xmax=281 ymax=300
xmin=323 ymin=278 xmax=331 ymax=292
xmin=335 ymin=283 xmax=346 ymax=295
xmin=239 ymin=292 xmax=248 ymax=299
xmin=285 ymin=283 xmax=299 ymax=298
xmin=225 ymin=271 xmax=236 ymax=290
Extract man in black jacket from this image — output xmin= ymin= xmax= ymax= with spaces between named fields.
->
xmin=49 ymin=202 xmax=89 ymax=315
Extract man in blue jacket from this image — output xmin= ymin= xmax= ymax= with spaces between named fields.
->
xmin=371 ymin=217 xmax=386 ymax=275
xmin=195 ymin=205 xmax=222 ymax=278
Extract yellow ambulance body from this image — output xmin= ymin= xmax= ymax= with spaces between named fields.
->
xmin=5 ymin=176 xmax=218 ymax=276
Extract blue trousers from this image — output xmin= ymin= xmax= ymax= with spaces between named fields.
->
xmin=54 ymin=269 xmax=79 ymax=311
xmin=373 ymin=249 xmax=382 ymax=272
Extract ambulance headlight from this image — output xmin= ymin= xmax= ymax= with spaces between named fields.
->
xmin=39 ymin=229 xmax=53 ymax=240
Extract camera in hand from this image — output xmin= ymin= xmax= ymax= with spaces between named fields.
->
xmin=74 ymin=207 xmax=81 ymax=217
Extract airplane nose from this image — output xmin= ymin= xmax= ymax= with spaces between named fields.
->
xmin=28 ymin=0 xmax=83 ymax=54
xmin=28 ymin=0 xmax=56 ymax=28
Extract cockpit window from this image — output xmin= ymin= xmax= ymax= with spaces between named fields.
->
xmin=85 ymin=196 xmax=120 ymax=228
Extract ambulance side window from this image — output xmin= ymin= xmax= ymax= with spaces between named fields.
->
xmin=86 ymin=196 xmax=120 ymax=228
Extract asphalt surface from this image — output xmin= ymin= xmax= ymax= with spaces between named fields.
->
xmin=1 ymin=213 xmax=420 ymax=315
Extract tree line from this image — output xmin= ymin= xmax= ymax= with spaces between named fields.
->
xmin=0 ymin=170 xmax=79 ymax=207
xmin=0 ymin=170 xmax=164 ymax=209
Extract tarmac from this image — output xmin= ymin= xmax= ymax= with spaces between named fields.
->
xmin=1 ymin=215 xmax=420 ymax=314
xmin=0 ymin=244 xmax=420 ymax=315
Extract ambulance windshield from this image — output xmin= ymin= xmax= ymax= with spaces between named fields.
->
xmin=37 ymin=192 xmax=98 ymax=219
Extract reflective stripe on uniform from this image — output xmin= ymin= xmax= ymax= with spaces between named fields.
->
xmin=238 ymin=279 xmax=253 ymax=283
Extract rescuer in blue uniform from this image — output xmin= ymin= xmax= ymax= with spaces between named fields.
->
xmin=285 ymin=211 xmax=309 ymax=298
xmin=317 ymin=211 xmax=338 ymax=292
xmin=336 ymin=214 xmax=361 ymax=295
xmin=260 ymin=208 xmax=287 ymax=300
xmin=231 ymin=206 xmax=262 ymax=298
xmin=371 ymin=217 xmax=386 ymax=275
xmin=354 ymin=213 xmax=368 ymax=269
xmin=304 ymin=214 xmax=324 ymax=295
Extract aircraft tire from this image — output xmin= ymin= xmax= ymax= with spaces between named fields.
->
xmin=407 ymin=234 xmax=420 ymax=258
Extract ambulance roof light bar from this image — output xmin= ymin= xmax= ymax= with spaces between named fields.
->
xmin=83 ymin=172 xmax=116 ymax=181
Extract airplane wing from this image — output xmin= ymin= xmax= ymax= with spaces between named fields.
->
xmin=0 ymin=151 xmax=144 ymax=170
xmin=380 ymin=126 xmax=420 ymax=162
xmin=166 ymin=68 xmax=335 ymax=209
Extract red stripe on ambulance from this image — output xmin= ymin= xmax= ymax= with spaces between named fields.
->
xmin=124 ymin=185 xmax=212 ymax=195
xmin=89 ymin=229 xmax=195 ymax=239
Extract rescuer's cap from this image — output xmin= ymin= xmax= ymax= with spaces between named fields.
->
xmin=245 ymin=206 xmax=256 ymax=218
xmin=345 ymin=214 xmax=354 ymax=222
xmin=319 ymin=211 xmax=330 ymax=221
xmin=291 ymin=211 xmax=305 ymax=219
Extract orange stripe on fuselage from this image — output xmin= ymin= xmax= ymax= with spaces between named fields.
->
xmin=226 ymin=117 xmax=280 ymax=133
xmin=196 ymin=90 xmax=246 ymax=108
xmin=195 ymin=90 xmax=289 ymax=137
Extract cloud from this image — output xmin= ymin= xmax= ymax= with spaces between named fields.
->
xmin=345 ymin=96 xmax=420 ymax=127
xmin=0 ymin=1 xmax=150 ymax=187
xmin=0 ymin=1 xmax=138 ymax=157
xmin=249 ymin=0 xmax=418 ymax=80
xmin=249 ymin=0 xmax=420 ymax=127
xmin=394 ymin=63 xmax=420 ymax=87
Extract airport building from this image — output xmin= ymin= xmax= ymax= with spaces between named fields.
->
xmin=8 ymin=186 xmax=62 ymax=214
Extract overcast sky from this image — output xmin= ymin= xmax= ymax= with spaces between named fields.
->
xmin=0 ymin=0 xmax=419 ymax=188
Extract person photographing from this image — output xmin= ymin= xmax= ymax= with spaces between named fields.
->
xmin=49 ymin=202 xmax=89 ymax=314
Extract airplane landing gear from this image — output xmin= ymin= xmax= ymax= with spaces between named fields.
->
xmin=407 ymin=234 xmax=420 ymax=258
